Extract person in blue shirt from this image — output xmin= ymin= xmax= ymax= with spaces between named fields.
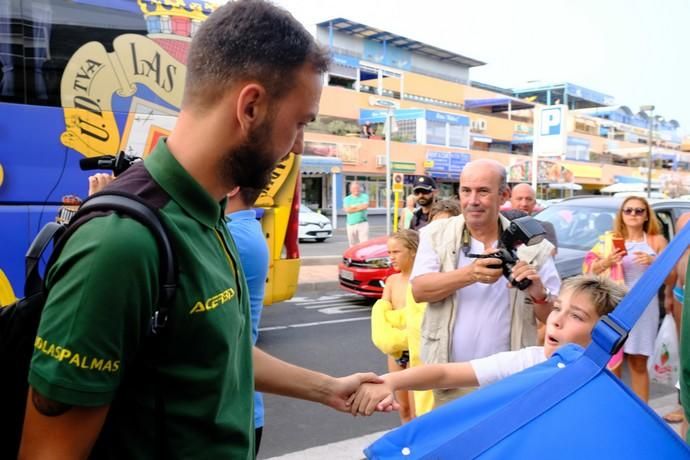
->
xmin=226 ymin=185 xmax=270 ymax=456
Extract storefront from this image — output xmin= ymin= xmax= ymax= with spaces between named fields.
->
xmin=301 ymin=155 xmax=342 ymax=212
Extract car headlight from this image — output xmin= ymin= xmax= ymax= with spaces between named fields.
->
xmin=363 ymin=257 xmax=391 ymax=268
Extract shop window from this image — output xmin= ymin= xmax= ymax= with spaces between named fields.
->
xmin=449 ymin=124 xmax=469 ymax=149
xmin=328 ymin=75 xmax=355 ymax=90
xmin=426 ymin=119 xmax=446 ymax=145
xmin=393 ymin=119 xmax=416 ymax=143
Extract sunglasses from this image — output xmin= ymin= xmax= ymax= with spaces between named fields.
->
xmin=414 ymin=189 xmax=432 ymax=195
xmin=622 ymin=207 xmax=646 ymax=216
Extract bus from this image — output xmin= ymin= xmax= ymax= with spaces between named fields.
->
xmin=0 ymin=0 xmax=301 ymax=306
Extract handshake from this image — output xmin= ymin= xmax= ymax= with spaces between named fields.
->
xmin=331 ymin=372 xmax=400 ymax=416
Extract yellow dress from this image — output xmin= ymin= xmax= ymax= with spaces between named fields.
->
xmin=404 ymin=285 xmax=434 ymax=416
xmin=370 ymin=286 xmax=434 ymax=416
xmin=370 ymin=299 xmax=408 ymax=357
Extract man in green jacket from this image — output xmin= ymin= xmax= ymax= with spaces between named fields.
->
xmin=20 ymin=2 xmax=381 ymax=459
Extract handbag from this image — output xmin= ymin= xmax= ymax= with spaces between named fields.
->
xmin=648 ymin=314 xmax=680 ymax=385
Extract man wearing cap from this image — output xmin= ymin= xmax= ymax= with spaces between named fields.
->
xmin=344 ymin=181 xmax=369 ymax=246
xmin=409 ymin=175 xmax=438 ymax=231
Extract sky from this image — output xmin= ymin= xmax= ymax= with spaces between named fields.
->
xmin=272 ymin=0 xmax=690 ymax=137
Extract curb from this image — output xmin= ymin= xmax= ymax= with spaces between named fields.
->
xmin=301 ymin=255 xmax=342 ymax=266
xmin=296 ymin=280 xmax=340 ymax=295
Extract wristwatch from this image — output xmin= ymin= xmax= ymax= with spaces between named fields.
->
xmin=531 ymin=287 xmax=552 ymax=305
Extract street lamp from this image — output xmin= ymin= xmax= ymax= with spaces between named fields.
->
xmin=640 ymin=105 xmax=655 ymax=198
xmin=369 ymin=96 xmax=400 ymax=235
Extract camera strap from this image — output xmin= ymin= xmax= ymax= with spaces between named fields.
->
xmin=461 ymin=218 xmax=504 ymax=256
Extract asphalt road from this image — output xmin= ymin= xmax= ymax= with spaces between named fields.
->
xmin=255 ymin=288 xmax=677 ymax=459
xmin=256 ymin=290 xmax=398 ymax=459
xmin=299 ymin=215 xmax=387 ymax=258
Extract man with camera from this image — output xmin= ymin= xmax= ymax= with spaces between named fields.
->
xmin=410 ymin=159 xmax=560 ymax=407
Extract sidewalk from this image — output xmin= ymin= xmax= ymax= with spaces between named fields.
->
xmin=265 ymin=393 xmax=684 ymax=459
xmin=297 ymin=263 xmax=340 ymax=294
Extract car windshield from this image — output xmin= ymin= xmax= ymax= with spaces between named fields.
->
xmin=535 ymin=205 xmax=616 ymax=251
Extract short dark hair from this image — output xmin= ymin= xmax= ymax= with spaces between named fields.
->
xmin=184 ymin=0 xmax=330 ymax=109
xmin=239 ymin=186 xmax=264 ymax=207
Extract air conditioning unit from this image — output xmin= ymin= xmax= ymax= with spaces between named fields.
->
xmin=472 ymin=119 xmax=487 ymax=131
xmin=376 ymin=155 xmax=386 ymax=167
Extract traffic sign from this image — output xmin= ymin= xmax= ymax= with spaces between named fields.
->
xmin=392 ymin=172 xmax=404 ymax=192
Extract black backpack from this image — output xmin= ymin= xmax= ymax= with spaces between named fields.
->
xmin=0 ymin=191 xmax=177 ymax=459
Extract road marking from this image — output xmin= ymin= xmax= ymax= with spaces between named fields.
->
xmin=259 ymin=316 xmax=369 ymax=332
xmin=303 ymin=300 xmax=370 ymax=309
xmin=317 ymin=306 xmax=371 ymax=315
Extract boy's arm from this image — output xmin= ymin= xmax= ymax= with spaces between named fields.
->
xmin=349 ymin=362 xmax=478 ymax=416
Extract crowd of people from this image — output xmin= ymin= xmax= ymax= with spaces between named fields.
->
xmin=16 ymin=1 xmax=690 ymax=458
xmin=365 ymin=163 xmax=689 ymax=433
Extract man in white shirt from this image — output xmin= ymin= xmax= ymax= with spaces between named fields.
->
xmin=410 ymin=159 xmax=561 ymax=406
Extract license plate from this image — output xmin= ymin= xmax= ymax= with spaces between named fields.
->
xmin=340 ymin=269 xmax=354 ymax=281
xmin=316 ymin=232 xmax=328 ymax=237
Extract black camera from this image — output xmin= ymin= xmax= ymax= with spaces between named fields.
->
xmin=469 ymin=216 xmax=546 ymax=290
xmin=79 ymin=151 xmax=140 ymax=176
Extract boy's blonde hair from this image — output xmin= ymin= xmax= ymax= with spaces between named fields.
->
xmin=561 ymin=275 xmax=627 ymax=317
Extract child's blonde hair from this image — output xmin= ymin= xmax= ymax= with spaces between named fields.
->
xmin=388 ymin=229 xmax=419 ymax=253
xmin=561 ymin=275 xmax=627 ymax=317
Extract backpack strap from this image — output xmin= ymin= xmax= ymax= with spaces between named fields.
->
xmin=24 ymin=222 xmax=66 ymax=298
xmin=47 ymin=191 xmax=177 ymax=335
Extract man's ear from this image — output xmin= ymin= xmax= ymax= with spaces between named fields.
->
xmin=227 ymin=186 xmax=241 ymax=198
xmin=501 ymin=186 xmax=511 ymax=202
xmin=235 ymin=83 xmax=268 ymax=134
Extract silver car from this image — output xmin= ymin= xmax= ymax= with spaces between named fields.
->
xmin=534 ymin=196 xmax=690 ymax=279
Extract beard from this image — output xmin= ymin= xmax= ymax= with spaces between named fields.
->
xmin=416 ymin=195 xmax=432 ymax=206
xmin=219 ymin=117 xmax=277 ymax=191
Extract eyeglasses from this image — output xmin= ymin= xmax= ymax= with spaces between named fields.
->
xmin=622 ymin=207 xmax=646 ymax=216
xmin=414 ymin=189 xmax=432 ymax=195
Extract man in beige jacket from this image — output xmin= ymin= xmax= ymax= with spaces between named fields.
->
xmin=410 ymin=159 xmax=560 ymax=406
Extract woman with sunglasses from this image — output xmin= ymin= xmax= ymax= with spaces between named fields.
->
xmin=583 ymin=196 xmax=668 ymax=402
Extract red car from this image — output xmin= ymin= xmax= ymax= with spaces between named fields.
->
xmin=338 ymin=236 xmax=396 ymax=298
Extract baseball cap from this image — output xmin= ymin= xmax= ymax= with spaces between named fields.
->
xmin=413 ymin=175 xmax=437 ymax=192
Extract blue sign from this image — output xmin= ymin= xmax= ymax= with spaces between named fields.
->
xmin=426 ymin=151 xmax=470 ymax=180
xmin=539 ymin=107 xmax=563 ymax=136
xmin=331 ymin=53 xmax=360 ymax=69
xmin=565 ymin=83 xmax=615 ymax=106
xmin=359 ymin=108 xmax=425 ymax=124
xmin=426 ymin=110 xmax=470 ymax=126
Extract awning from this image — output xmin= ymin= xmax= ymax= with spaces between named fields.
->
xmin=300 ymin=155 xmax=342 ymax=174
xmin=471 ymin=134 xmax=493 ymax=143
xmin=613 ymin=175 xmax=645 ymax=184
xmin=600 ymin=183 xmax=646 ymax=193
xmin=464 ymin=98 xmax=534 ymax=112
xmin=511 ymin=135 xmax=533 ymax=145
xmin=548 ymin=182 xmax=582 ymax=191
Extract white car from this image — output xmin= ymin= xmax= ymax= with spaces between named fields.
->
xmin=298 ymin=205 xmax=333 ymax=242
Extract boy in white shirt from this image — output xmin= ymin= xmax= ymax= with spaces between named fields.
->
xmin=349 ymin=275 xmax=626 ymax=416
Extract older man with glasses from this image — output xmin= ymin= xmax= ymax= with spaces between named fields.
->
xmin=410 ymin=175 xmax=438 ymax=231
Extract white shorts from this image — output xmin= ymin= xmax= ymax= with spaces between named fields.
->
xmin=346 ymin=221 xmax=369 ymax=246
